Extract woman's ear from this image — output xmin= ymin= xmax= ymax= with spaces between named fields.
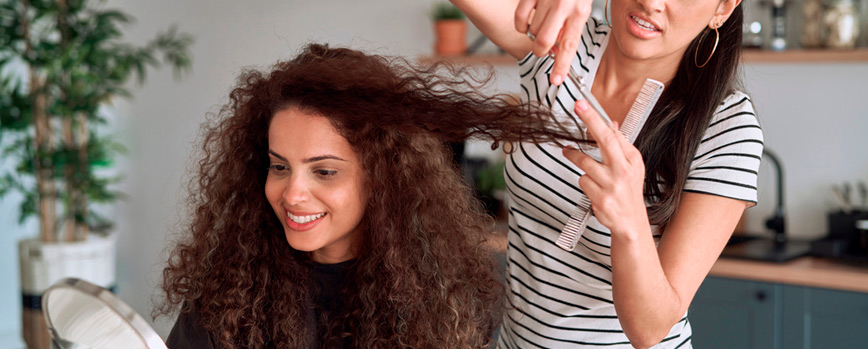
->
xmin=710 ymin=0 xmax=743 ymax=28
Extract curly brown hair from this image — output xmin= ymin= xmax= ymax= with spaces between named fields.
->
xmin=156 ymin=43 xmax=583 ymax=348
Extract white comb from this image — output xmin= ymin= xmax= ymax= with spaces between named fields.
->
xmin=554 ymin=78 xmax=665 ymax=251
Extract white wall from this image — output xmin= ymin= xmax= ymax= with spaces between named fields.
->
xmin=1 ymin=0 xmax=867 ymax=346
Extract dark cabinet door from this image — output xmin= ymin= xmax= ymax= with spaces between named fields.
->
xmin=689 ymin=277 xmax=781 ymax=349
xmin=781 ymin=285 xmax=868 ymax=349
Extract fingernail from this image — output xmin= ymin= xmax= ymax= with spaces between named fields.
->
xmin=576 ymin=100 xmax=589 ymax=112
xmin=552 ymin=74 xmax=563 ymax=85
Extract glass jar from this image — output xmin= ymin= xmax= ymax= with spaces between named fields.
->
xmin=823 ymin=0 xmax=861 ymax=48
xmin=802 ymin=0 xmax=825 ymax=48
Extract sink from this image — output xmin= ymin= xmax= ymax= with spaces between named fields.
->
xmin=721 ymin=236 xmax=812 ymax=263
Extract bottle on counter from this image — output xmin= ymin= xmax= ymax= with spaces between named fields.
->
xmin=802 ymin=0 xmax=825 ymax=47
xmin=823 ymin=0 xmax=861 ymax=48
xmin=771 ymin=0 xmax=788 ymax=50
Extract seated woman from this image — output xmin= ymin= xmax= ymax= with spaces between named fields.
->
xmin=155 ymin=43 xmax=582 ymax=348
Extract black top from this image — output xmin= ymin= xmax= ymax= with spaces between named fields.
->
xmin=165 ymin=259 xmax=355 ymax=349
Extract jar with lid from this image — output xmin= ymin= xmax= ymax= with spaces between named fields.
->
xmin=823 ymin=0 xmax=861 ymax=48
xmin=802 ymin=0 xmax=825 ymax=47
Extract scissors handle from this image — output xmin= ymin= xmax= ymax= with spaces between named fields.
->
xmin=525 ymin=31 xmax=613 ymax=128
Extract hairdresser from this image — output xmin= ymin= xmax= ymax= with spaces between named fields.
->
xmin=451 ymin=0 xmax=763 ymax=347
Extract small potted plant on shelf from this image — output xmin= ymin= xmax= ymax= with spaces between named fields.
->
xmin=0 ymin=1 xmax=192 ymax=347
xmin=431 ymin=1 xmax=467 ymax=56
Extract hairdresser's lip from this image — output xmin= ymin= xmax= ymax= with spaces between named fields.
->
xmin=627 ymin=13 xmax=662 ymax=39
xmin=285 ymin=210 xmax=327 ymax=232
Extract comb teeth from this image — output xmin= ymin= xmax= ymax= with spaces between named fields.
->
xmin=554 ymin=78 xmax=664 ymax=252
xmin=620 ymin=79 xmax=664 ymax=142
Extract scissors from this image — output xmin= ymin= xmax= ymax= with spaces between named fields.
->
xmin=526 ymin=31 xmax=614 ymax=129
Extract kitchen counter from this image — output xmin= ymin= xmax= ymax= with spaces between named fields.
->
xmin=710 ymin=257 xmax=868 ymax=293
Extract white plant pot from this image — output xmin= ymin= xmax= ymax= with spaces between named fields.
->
xmin=18 ymin=234 xmax=117 ymax=349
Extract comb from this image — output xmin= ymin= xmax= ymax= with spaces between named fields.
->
xmin=554 ymin=78 xmax=665 ymax=251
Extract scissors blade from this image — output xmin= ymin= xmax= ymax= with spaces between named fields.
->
xmin=566 ymin=67 xmax=614 ymax=128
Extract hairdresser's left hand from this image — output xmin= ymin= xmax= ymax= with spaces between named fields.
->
xmin=562 ymin=100 xmax=648 ymax=236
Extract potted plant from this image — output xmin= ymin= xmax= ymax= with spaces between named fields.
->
xmin=431 ymin=1 xmax=467 ymax=56
xmin=0 ymin=1 xmax=192 ymax=347
xmin=475 ymin=160 xmax=506 ymax=219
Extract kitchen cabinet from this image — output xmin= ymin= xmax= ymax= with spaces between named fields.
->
xmin=780 ymin=285 xmax=868 ymax=348
xmin=690 ymin=276 xmax=868 ymax=349
xmin=690 ymin=277 xmax=781 ymax=348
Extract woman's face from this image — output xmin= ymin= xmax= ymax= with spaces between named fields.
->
xmin=265 ymin=108 xmax=367 ymax=264
xmin=609 ymin=0 xmax=738 ymax=62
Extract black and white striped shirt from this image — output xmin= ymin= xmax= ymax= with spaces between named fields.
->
xmin=497 ymin=19 xmax=763 ymax=349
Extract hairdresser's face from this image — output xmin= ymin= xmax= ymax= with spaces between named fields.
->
xmin=609 ymin=0 xmax=737 ymax=62
xmin=265 ymin=108 xmax=367 ymax=264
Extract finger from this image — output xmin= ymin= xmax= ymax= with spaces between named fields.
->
xmin=578 ymin=173 xmax=602 ymax=200
xmin=563 ymin=146 xmax=611 ymax=186
xmin=534 ymin=8 xmax=568 ymax=65
xmin=514 ymin=0 xmax=537 ymax=33
xmin=549 ymin=15 xmax=586 ymax=85
xmin=613 ymin=122 xmax=644 ymax=166
xmin=574 ymin=100 xmax=625 ymax=167
xmin=528 ymin=7 xmax=553 ymax=57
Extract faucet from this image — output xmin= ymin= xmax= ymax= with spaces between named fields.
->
xmin=763 ymin=149 xmax=786 ymax=245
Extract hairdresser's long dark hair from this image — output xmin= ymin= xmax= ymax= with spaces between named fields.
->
xmin=156 ymin=43 xmax=582 ymax=348
xmin=635 ymin=3 xmax=744 ymax=226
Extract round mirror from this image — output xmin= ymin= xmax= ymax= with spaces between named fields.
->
xmin=42 ymin=278 xmax=167 ymax=349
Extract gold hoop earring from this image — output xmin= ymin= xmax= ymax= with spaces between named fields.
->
xmin=604 ymin=0 xmax=611 ymax=27
xmin=694 ymin=26 xmax=719 ymax=68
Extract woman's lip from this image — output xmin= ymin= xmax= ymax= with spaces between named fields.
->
xmin=285 ymin=212 xmax=325 ymax=232
xmin=628 ymin=13 xmax=661 ymax=31
xmin=626 ymin=14 xmax=662 ymax=39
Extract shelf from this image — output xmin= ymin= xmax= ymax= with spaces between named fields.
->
xmin=416 ymin=54 xmax=516 ymax=66
xmin=419 ymin=48 xmax=868 ymax=66
xmin=742 ymin=48 xmax=868 ymax=63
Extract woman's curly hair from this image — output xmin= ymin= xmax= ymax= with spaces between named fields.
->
xmin=155 ymin=43 xmax=583 ymax=348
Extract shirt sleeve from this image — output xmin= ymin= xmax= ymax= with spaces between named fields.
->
xmin=683 ymin=92 xmax=764 ymax=206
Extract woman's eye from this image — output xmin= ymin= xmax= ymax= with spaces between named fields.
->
xmin=315 ymin=169 xmax=337 ymax=178
xmin=268 ymin=164 xmax=288 ymax=172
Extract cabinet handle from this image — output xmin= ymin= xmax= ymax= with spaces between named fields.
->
xmin=755 ymin=290 xmax=767 ymax=302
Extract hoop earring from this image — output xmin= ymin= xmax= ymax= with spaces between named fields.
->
xmin=604 ymin=0 xmax=611 ymax=27
xmin=694 ymin=26 xmax=719 ymax=68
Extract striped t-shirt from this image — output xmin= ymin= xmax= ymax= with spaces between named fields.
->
xmin=497 ymin=18 xmax=764 ymax=348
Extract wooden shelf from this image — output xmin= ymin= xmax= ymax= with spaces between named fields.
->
xmin=420 ymin=48 xmax=868 ymax=66
xmin=417 ymin=54 xmax=516 ymax=66
xmin=742 ymin=48 xmax=868 ymax=63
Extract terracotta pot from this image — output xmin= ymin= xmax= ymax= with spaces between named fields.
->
xmin=434 ymin=20 xmax=467 ymax=56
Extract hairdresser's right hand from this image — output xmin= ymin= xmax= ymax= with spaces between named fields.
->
xmin=515 ymin=0 xmax=593 ymax=86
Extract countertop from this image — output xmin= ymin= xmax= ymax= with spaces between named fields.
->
xmin=709 ymin=257 xmax=868 ymax=293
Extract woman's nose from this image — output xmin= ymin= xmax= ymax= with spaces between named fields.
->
xmin=284 ymin=175 xmax=310 ymax=205
xmin=636 ymin=0 xmax=664 ymax=13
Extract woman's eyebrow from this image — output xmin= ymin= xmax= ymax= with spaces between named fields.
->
xmin=268 ymin=150 xmax=346 ymax=163
xmin=304 ymin=155 xmax=346 ymax=164
xmin=267 ymin=149 xmax=287 ymax=161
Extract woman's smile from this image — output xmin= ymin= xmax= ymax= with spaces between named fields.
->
xmin=285 ymin=210 xmax=327 ymax=231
